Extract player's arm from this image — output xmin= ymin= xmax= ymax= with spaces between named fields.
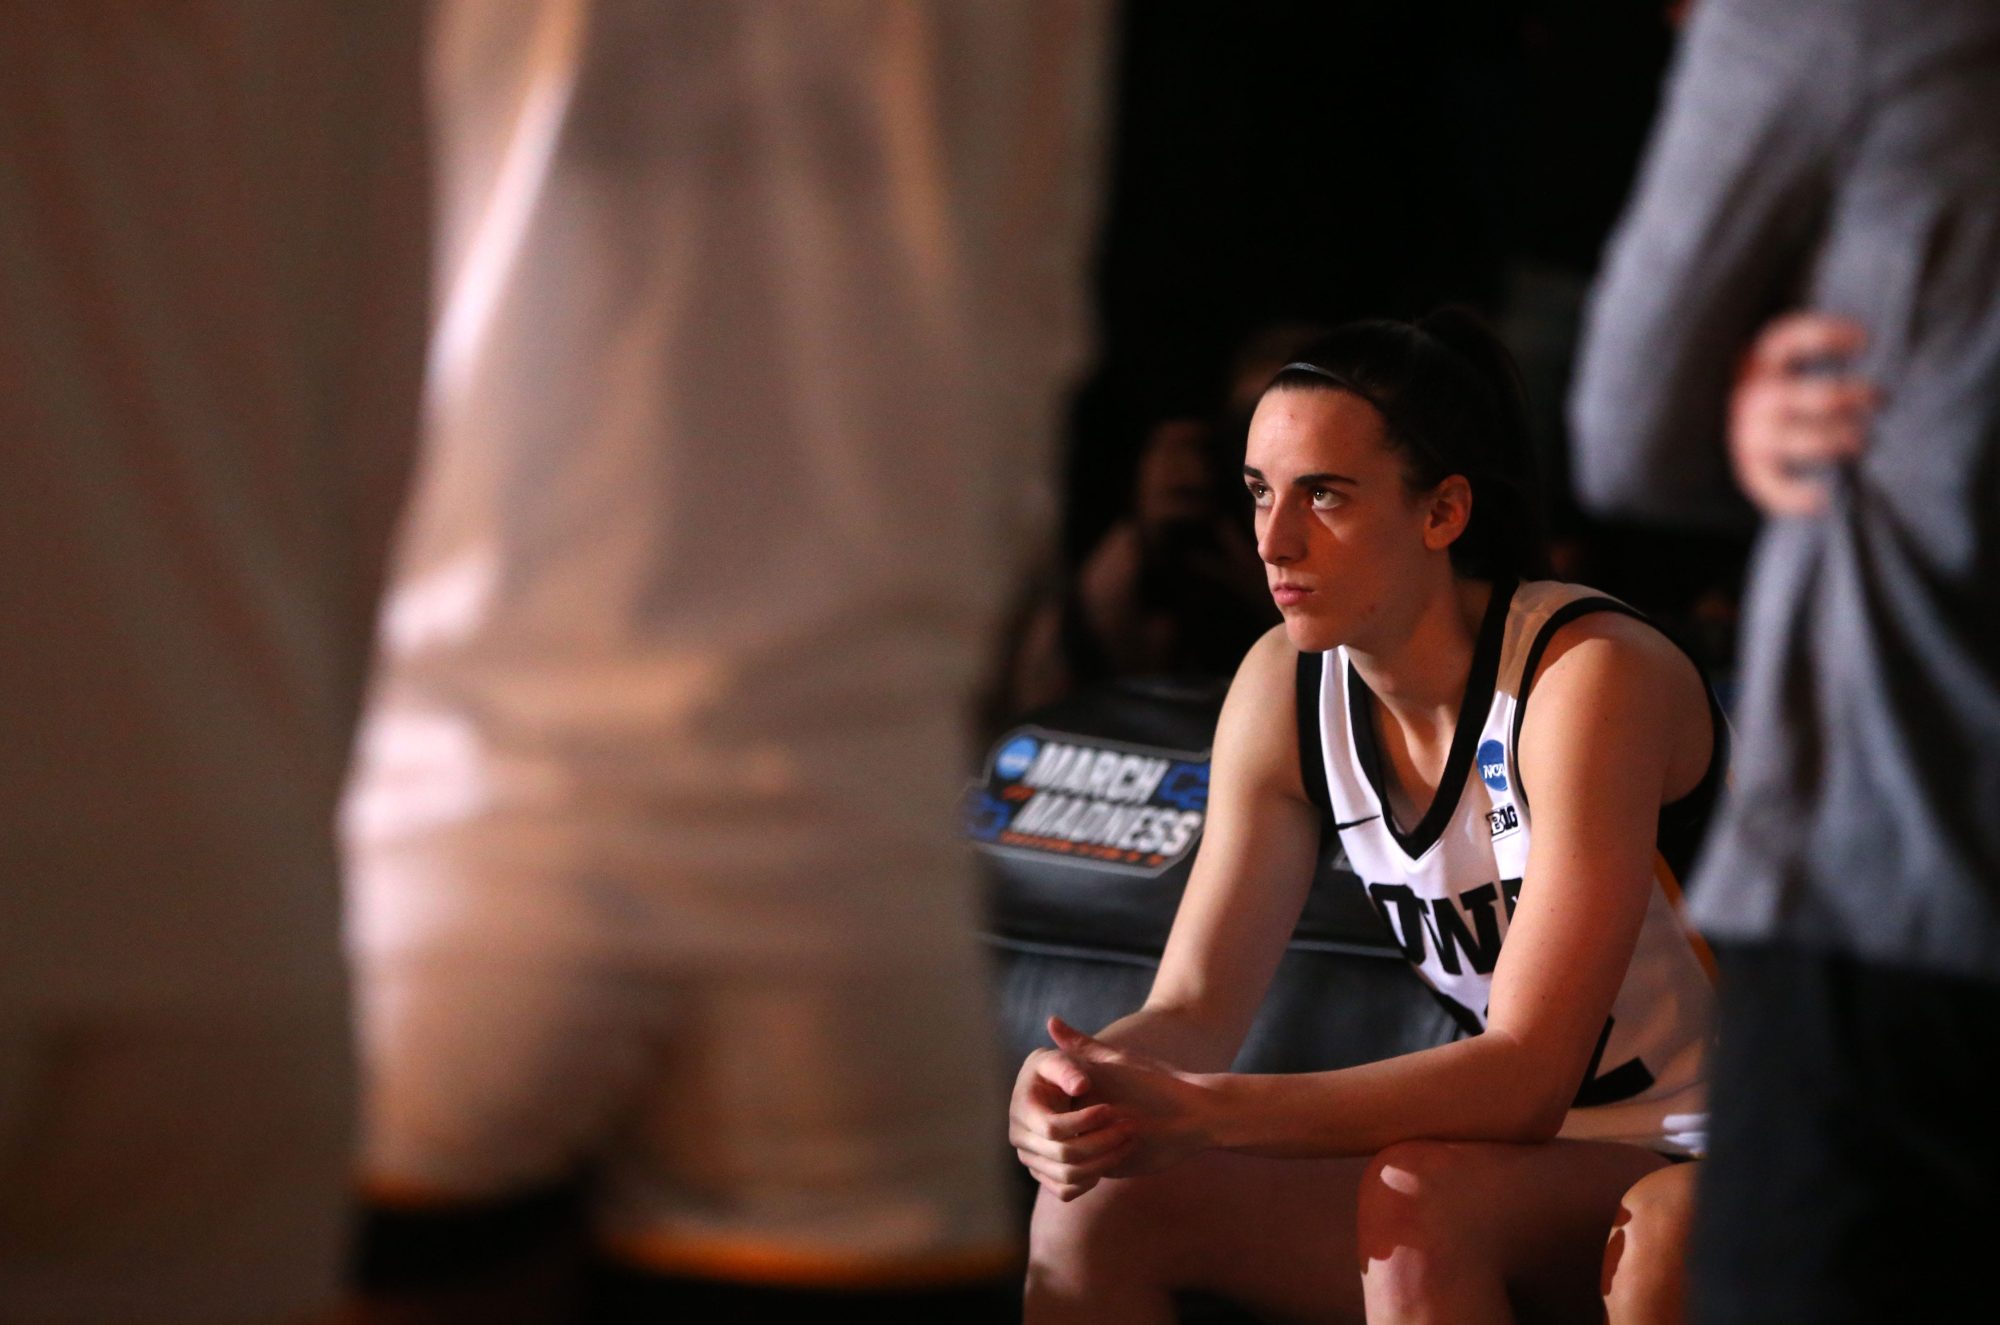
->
xmin=1096 ymin=623 xmax=1324 ymax=1068
xmin=1009 ymin=624 xmax=1322 ymax=1196
xmin=1047 ymin=616 xmax=1707 ymax=1169
xmin=1457 ymin=615 xmax=1707 ymax=1131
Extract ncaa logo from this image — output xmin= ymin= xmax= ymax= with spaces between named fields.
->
xmin=1477 ymin=738 xmax=1508 ymax=793
xmin=995 ymin=736 xmax=1039 ymax=780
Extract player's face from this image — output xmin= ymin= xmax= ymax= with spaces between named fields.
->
xmin=1242 ymin=386 xmax=1446 ymax=654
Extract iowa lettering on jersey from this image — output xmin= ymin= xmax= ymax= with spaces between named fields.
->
xmin=1366 ymin=878 xmax=1659 ymax=1108
xmin=1367 ymin=878 xmax=1525 ymax=976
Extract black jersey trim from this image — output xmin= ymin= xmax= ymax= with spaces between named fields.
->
xmin=1347 ymin=578 xmax=1517 ymax=860
xmin=1296 ymin=649 xmax=1334 ymax=820
xmin=1508 ymin=598 xmax=1729 ymax=881
xmin=1510 ymin=597 xmax=1631 ymax=823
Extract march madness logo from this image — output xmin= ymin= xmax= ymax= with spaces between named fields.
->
xmin=963 ymin=728 xmax=1210 ymax=875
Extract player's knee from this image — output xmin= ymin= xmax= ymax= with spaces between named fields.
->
xmin=1356 ymin=1140 xmax=1483 ymax=1252
xmin=1026 ymin=1177 xmax=1163 ymax=1299
xmin=1601 ymin=1163 xmax=1695 ymax=1323
xmin=1027 ymin=1181 xmax=1117 ymax=1283
xmin=1354 ymin=1141 xmax=1492 ymax=1315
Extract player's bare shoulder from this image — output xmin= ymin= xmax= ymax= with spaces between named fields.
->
xmin=1239 ymin=621 xmax=1301 ymax=687
xmin=1532 ymin=611 xmax=1702 ymax=709
xmin=1524 ymin=608 xmax=1712 ymax=796
xmin=1211 ymin=624 xmax=1311 ymax=803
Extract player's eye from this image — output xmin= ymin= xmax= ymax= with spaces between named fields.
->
xmin=1309 ymin=486 xmax=1341 ymax=509
xmin=1245 ymin=481 xmax=1271 ymax=506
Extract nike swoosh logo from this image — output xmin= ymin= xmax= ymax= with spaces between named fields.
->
xmin=1332 ymin=814 xmax=1380 ymax=832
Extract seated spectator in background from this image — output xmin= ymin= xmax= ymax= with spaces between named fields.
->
xmin=1007 ymin=415 xmax=1276 ymax=715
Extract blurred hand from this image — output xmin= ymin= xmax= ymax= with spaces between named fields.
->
xmin=1729 ymin=313 xmax=1879 ymax=517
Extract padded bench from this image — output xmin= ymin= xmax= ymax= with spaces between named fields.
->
xmin=973 ymin=675 xmax=1458 ymax=1078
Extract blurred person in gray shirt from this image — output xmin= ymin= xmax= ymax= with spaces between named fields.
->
xmin=1572 ymin=0 xmax=2000 ymax=1319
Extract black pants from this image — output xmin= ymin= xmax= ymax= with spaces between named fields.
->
xmin=1694 ymin=943 xmax=2000 ymax=1325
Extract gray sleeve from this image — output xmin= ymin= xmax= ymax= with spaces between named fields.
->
xmin=1568 ymin=0 xmax=1857 ymax=526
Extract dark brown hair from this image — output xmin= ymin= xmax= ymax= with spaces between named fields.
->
xmin=1264 ymin=307 xmax=1551 ymax=581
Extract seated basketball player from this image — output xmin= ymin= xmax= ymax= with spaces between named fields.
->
xmin=1011 ymin=310 xmax=1716 ymax=1323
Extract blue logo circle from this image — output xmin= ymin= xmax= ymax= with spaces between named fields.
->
xmin=995 ymin=736 xmax=1039 ymax=781
xmin=1476 ymin=739 xmax=1509 ymax=793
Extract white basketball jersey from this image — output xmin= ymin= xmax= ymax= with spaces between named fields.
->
xmin=1299 ymin=580 xmax=1719 ymax=1156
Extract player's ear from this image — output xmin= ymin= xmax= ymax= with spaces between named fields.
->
xmin=1422 ymin=473 xmax=1472 ymax=552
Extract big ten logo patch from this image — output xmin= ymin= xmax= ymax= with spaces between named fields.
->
xmin=963 ymin=728 xmax=1209 ymax=874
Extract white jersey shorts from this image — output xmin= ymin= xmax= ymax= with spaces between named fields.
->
xmin=356 ymin=948 xmax=1017 ymax=1290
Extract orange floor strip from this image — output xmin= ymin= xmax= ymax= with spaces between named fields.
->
xmin=601 ymin=1232 xmax=1023 ymax=1291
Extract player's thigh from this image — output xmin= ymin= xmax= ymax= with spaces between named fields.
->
xmin=1602 ymin=1160 xmax=1696 ymax=1323
xmin=1359 ymin=1137 xmax=1672 ymax=1315
xmin=0 ymin=1003 xmax=353 ymax=1325
xmin=1031 ymin=1149 xmax=1374 ymax=1323
xmin=596 ymin=954 xmax=1017 ymax=1289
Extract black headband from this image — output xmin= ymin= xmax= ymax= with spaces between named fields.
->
xmin=1271 ymin=359 xmax=1466 ymax=478
xmin=1275 ymin=361 xmax=1389 ymax=416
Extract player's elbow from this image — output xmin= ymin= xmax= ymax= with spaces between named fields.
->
xmin=1511 ymin=1088 xmax=1573 ymax=1146
xmin=1470 ymin=1074 xmax=1570 ymax=1146
xmin=1479 ymin=1037 xmax=1578 ymax=1144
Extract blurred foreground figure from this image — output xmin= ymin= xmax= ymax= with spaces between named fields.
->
xmin=1573 ymin=1 xmax=2000 ymax=1319
xmin=0 ymin=4 xmax=429 ymax=1321
xmin=342 ymin=3 xmax=1106 ymax=1320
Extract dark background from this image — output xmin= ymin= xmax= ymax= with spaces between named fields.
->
xmin=1060 ymin=0 xmax=1745 ymax=677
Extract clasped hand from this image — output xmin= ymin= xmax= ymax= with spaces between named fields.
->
xmin=1007 ymin=1016 xmax=1220 ymax=1202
